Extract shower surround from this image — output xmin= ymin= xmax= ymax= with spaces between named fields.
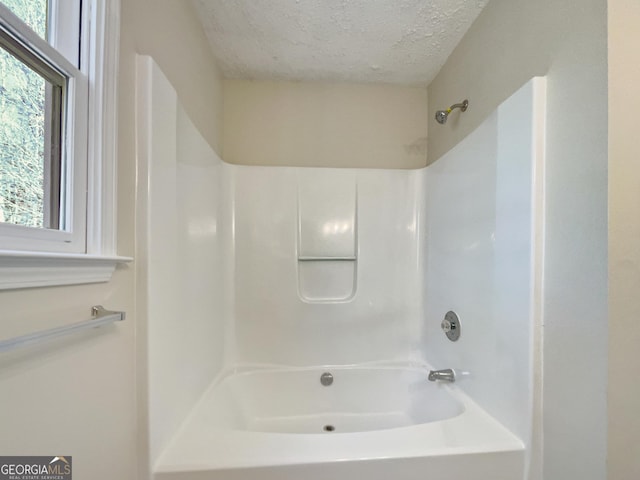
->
xmin=136 ymin=57 xmax=544 ymax=480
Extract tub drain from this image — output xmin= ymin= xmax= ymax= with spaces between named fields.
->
xmin=323 ymin=425 xmax=335 ymax=432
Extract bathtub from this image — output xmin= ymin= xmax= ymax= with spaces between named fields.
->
xmin=154 ymin=366 xmax=525 ymax=480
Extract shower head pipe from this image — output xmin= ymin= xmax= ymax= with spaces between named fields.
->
xmin=435 ymin=99 xmax=469 ymax=124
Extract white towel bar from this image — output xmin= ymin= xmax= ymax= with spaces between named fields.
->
xmin=0 ymin=305 xmax=125 ymax=353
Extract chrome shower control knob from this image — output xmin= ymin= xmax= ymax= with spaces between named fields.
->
xmin=442 ymin=311 xmax=461 ymax=342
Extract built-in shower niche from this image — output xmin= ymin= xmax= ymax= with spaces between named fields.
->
xmin=297 ymin=170 xmax=357 ymax=302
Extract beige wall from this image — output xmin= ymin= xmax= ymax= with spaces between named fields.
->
xmin=0 ymin=2 xmax=223 ymax=480
xmin=0 ymin=275 xmax=137 ymax=480
xmin=223 ymin=80 xmax=428 ymax=169
xmin=126 ymin=0 xmax=224 ymax=154
xmin=608 ymin=1 xmax=640 ymax=478
xmin=428 ymin=1 xmax=608 ymax=479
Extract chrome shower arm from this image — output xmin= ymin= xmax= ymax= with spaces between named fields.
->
xmin=448 ymin=100 xmax=469 ymax=113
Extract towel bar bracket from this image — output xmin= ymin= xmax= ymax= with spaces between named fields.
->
xmin=92 ymin=305 xmax=126 ymax=321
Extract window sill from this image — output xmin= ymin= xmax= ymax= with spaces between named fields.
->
xmin=0 ymin=250 xmax=132 ymax=290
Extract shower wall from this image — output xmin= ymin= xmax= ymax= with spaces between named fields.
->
xmin=139 ymin=61 xmax=427 ymax=461
xmin=424 ymin=79 xmax=545 ymax=449
xmin=429 ymin=2 xmax=607 ymax=477
xmin=231 ymin=166 xmax=426 ymax=366
xmin=136 ymin=57 xmax=230 ymax=466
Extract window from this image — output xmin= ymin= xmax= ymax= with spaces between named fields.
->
xmin=0 ymin=0 xmax=86 ymax=252
xmin=0 ymin=42 xmax=64 ymax=230
xmin=0 ymin=0 xmax=127 ymax=289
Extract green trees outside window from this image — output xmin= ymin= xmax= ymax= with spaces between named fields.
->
xmin=0 ymin=0 xmax=49 ymax=227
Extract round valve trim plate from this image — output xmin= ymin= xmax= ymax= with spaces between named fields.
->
xmin=441 ymin=311 xmax=461 ymax=342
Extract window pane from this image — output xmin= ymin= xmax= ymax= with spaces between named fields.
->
xmin=0 ymin=44 xmax=61 ymax=229
xmin=0 ymin=0 xmax=48 ymax=39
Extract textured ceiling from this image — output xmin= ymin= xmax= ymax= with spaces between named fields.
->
xmin=192 ymin=0 xmax=489 ymax=86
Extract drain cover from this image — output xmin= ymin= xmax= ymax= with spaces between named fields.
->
xmin=320 ymin=372 xmax=333 ymax=386
xmin=323 ymin=425 xmax=335 ymax=432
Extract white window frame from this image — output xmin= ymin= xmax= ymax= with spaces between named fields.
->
xmin=0 ymin=0 xmax=130 ymax=290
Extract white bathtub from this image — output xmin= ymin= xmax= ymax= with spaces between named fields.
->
xmin=155 ymin=366 xmax=525 ymax=480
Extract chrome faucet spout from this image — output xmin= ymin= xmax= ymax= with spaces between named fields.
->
xmin=428 ymin=368 xmax=455 ymax=383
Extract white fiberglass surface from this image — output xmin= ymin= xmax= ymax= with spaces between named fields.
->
xmin=140 ymin=64 xmax=541 ymax=480
xmin=156 ymin=367 xmax=524 ymax=476
xmin=232 ymin=167 xmax=425 ymax=366
xmin=424 ymin=78 xmax=545 ymax=446
xmin=205 ymin=367 xmax=463 ymax=434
